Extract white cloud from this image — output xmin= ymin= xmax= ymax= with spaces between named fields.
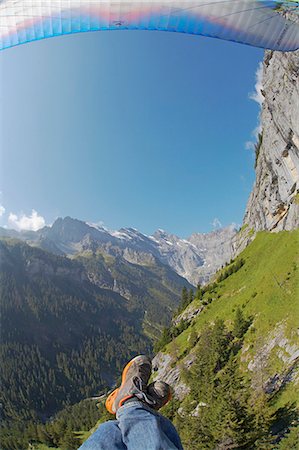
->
xmin=249 ymin=62 xmax=264 ymax=106
xmin=212 ymin=218 xmax=222 ymax=229
xmin=8 ymin=210 xmax=46 ymax=231
xmin=0 ymin=204 xmax=5 ymax=217
xmin=245 ymin=141 xmax=255 ymax=151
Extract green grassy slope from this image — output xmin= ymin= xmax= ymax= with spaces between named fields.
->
xmin=164 ymin=230 xmax=299 ymax=406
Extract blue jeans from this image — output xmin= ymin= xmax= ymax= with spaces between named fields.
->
xmin=78 ymin=400 xmax=183 ymax=450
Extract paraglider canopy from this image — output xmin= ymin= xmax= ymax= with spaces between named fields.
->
xmin=0 ymin=0 xmax=299 ymax=51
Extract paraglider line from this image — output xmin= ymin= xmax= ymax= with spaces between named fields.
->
xmin=0 ymin=1 xmax=285 ymax=28
xmin=246 ymin=6 xmax=299 ymax=29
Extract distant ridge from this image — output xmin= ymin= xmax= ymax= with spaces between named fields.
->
xmin=0 ymin=216 xmax=237 ymax=285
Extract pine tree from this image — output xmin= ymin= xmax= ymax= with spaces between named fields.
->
xmin=189 ymin=326 xmax=217 ymax=403
xmin=249 ymin=391 xmax=275 ymax=449
xmin=36 ymin=424 xmax=53 ymax=446
xmin=188 ymin=289 xmax=194 ymax=305
xmin=232 ymin=307 xmax=248 ymax=339
xmin=169 ymin=339 xmax=180 ymax=363
xmin=212 ymin=354 xmax=252 ymax=449
xmin=196 ymin=283 xmax=203 ymax=300
xmin=188 ymin=329 xmax=198 ymax=348
xmin=182 ymin=287 xmax=188 ymax=307
xmin=59 ymin=428 xmax=81 ymax=450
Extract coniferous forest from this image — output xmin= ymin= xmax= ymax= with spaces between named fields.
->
xmin=166 ymin=315 xmax=298 ymax=450
xmin=0 ymin=239 xmax=151 ymax=448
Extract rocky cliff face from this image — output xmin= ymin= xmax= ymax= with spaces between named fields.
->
xmin=151 ymin=225 xmax=236 ymax=285
xmin=244 ymin=45 xmax=299 ymax=231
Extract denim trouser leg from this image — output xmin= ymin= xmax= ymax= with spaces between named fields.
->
xmin=78 ymin=420 xmax=126 ymax=450
xmin=158 ymin=414 xmax=183 ymax=450
xmin=116 ymin=401 xmax=183 ymax=450
xmin=78 ymin=401 xmax=183 ymax=450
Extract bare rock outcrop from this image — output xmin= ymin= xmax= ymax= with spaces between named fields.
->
xmin=152 ymin=352 xmax=195 ymax=400
xmin=242 ymin=322 xmax=299 ymax=395
xmin=172 ymin=304 xmax=204 ymax=326
xmin=244 ymin=46 xmax=299 ymax=231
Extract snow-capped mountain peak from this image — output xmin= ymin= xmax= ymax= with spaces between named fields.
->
xmin=0 ymin=216 xmax=237 ymax=285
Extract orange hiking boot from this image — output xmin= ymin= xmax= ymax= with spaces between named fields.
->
xmin=105 ymin=355 xmax=152 ymax=414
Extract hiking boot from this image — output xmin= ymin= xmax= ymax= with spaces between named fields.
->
xmin=147 ymin=381 xmax=172 ymax=410
xmin=105 ymin=355 xmax=152 ymax=414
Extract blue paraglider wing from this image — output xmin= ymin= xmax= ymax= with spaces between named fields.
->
xmin=0 ymin=0 xmax=299 ymax=51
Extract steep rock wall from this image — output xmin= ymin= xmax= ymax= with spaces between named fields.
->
xmin=244 ymin=46 xmax=299 ymax=231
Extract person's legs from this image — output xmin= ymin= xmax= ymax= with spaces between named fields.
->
xmin=78 ymin=420 xmax=126 ymax=450
xmin=158 ymin=414 xmax=184 ymax=450
xmin=80 ymin=356 xmax=183 ymax=449
xmin=116 ymin=400 xmax=183 ymax=450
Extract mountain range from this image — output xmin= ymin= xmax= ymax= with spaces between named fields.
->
xmin=0 ymin=216 xmax=237 ymax=286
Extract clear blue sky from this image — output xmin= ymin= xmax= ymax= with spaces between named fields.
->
xmin=0 ymin=30 xmax=263 ymax=237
